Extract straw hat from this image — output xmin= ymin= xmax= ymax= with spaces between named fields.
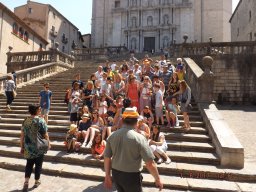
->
xmin=122 ymin=107 xmax=139 ymax=119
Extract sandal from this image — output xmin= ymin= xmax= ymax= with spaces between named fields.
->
xmin=34 ymin=180 xmax=41 ymax=188
xmin=22 ymin=181 xmax=29 ymax=192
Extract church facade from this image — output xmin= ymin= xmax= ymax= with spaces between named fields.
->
xmin=91 ymin=0 xmax=232 ymax=52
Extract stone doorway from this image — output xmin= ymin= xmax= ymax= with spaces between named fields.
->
xmin=144 ymin=37 xmax=155 ymax=52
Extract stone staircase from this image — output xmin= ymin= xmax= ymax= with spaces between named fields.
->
xmin=0 ymin=61 xmax=255 ymax=192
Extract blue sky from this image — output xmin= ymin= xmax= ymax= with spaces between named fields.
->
xmin=1 ymin=0 xmax=239 ymax=35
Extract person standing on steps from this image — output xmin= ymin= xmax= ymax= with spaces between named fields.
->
xmin=4 ymin=74 xmax=16 ymax=111
xmin=20 ymin=104 xmax=50 ymax=192
xmin=104 ymin=107 xmax=163 ymax=192
xmin=39 ymin=83 xmax=52 ymax=124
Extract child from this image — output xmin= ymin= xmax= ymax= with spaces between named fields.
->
xmin=91 ymin=132 xmax=106 ymax=160
xmin=154 ymin=83 xmax=164 ymax=125
xmin=39 ymin=83 xmax=52 ymax=124
xmin=79 ymin=113 xmax=92 ymax=147
xmin=166 ymin=96 xmax=180 ymax=127
xmin=141 ymin=106 xmax=154 ymax=129
xmin=65 ymin=124 xmax=81 ymax=153
xmin=136 ymin=116 xmax=150 ymax=139
xmin=70 ymin=92 xmax=82 ymax=124
xmin=98 ymin=94 xmax=108 ymax=124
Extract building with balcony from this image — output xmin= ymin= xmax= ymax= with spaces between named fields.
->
xmin=91 ymin=0 xmax=232 ymax=52
xmin=14 ymin=1 xmax=83 ymax=54
xmin=230 ymin=0 xmax=256 ymax=41
xmin=0 ymin=2 xmax=48 ymax=75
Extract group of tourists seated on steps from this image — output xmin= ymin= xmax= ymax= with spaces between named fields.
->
xmin=64 ymin=53 xmax=191 ymax=165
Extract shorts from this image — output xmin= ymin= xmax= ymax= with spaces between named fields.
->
xmin=70 ymin=112 xmax=78 ymax=122
xmin=155 ymin=106 xmax=163 ymax=118
xmin=41 ymin=109 xmax=50 ymax=115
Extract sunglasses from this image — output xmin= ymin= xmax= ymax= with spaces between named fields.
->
xmin=45 ymin=87 xmax=49 ymax=89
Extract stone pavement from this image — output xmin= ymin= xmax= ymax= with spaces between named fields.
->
xmin=0 ymin=168 xmax=185 ymax=192
xmin=218 ymin=105 xmax=256 ymax=163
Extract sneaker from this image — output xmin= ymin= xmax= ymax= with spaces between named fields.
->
xmin=6 ymin=105 xmax=11 ymax=111
xmin=165 ymin=158 xmax=171 ymax=164
xmin=157 ymin=158 xmax=163 ymax=164
xmin=22 ymin=181 xmax=29 ymax=192
xmin=86 ymin=142 xmax=92 ymax=148
xmin=34 ymin=180 xmax=41 ymax=188
xmin=81 ymin=142 xmax=86 ymax=148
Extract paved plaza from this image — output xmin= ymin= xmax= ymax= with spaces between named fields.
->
xmin=0 ymin=168 xmax=184 ymax=192
xmin=218 ymin=105 xmax=256 ymax=163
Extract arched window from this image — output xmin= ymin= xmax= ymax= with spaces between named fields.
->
xmin=163 ymin=36 xmax=169 ymax=48
xmin=163 ymin=14 xmax=169 ymax=25
xmin=12 ymin=23 xmax=18 ymax=34
xmin=163 ymin=0 xmax=169 ymax=5
xmin=19 ymin=27 xmax=24 ymax=38
xmin=131 ymin=0 xmax=137 ymax=6
xmin=148 ymin=0 xmax=153 ymax=6
xmin=131 ymin=38 xmax=137 ymax=50
xmin=24 ymin=31 xmax=29 ymax=42
xmin=131 ymin=17 xmax=137 ymax=28
xmin=147 ymin=16 xmax=153 ymax=26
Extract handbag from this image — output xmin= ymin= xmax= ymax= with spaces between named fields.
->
xmin=35 ymin=118 xmax=49 ymax=153
xmin=12 ymin=90 xmax=17 ymax=98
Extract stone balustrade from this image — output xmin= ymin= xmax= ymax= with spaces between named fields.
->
xmin=172 ymin=41 xmax=256 ymax=58
xmin=6 ymin=50 xmax=75 ymax=73
xmin=0 ymin=62 xmax=73 ymax=93
xmin=184 ymin=56 xmax=244 ymax=168
xmin=74 ymin=46 xmax=129 ymax=61
xmin=184 ymin=56 xmax=214 ymax=103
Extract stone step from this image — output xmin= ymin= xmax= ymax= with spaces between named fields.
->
xmin=0 ymin=145 xmax=219 ymax=167
xmin=0 ymin=105 xmax=68 ymax=110
xmin=0 ymin=157 xmax=245 ymax=192
xmin=0 ymin=98 xmax=65 ymax=103
xmin=0 ymin=109 xmax=69 ymax=115
xmin=0 ymin=136 xmax=215 ymax=153
xmin=0 ymin=122 xmax=207 ymax=135
xmin=0 ymin=129 xmax=211 ymax=144
xmin=0 ymin=118 xmax=70 ymax=126
xmin=1 ymin=113 xmax=69 ymax=120
xmin=0 ymin=116 xmax=205 ymax=127
xmin=0 ymin=101 xmax=68 ymax=107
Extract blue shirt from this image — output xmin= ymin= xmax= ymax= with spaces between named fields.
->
xmin=39 ymin=90 xmax=52 ymax=109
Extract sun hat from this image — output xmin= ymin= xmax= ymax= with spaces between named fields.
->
xmin=138 ymin=115 xmax=144 ymax=121
xmin=122 ymin=107 xmax=139 ymax=119
xmin=82 ymin=113 xmax=90 ymax=119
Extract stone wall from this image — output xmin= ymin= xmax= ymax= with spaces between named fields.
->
xmin=212 ymin=55 xmax=256 ymax=104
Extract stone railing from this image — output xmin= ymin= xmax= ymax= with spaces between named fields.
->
xmin=171 ymin=39 xmax=256 ymax=58
xmin=6 ymin=50 xmax=75 ymax=73
xmin=184 ymin=56 xmax=214 ymax=103
xmin=0 ymin=62 xmax=73 ymax=93
xmin=74 ymin=46 xmax=129 ymax=61
xmin=184 ymin=56 xmax=244 ymax=168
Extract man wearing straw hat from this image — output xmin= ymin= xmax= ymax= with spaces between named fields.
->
xmin=104 ymin=107 xmax=163 ymax=191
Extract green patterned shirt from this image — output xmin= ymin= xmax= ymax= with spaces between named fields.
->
xmin=21 ymin=116 xmax=48 ymax=159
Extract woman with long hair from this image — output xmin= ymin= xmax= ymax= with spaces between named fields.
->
xmin=173 ymin=80 xmax=191 ymax=131
xmin=20 ymin=104 xmax=50 ymax=191
xmin=91 ymin=132 xmax=106 ymax=160
xmin=126 ymin=74 xmax=140 ymax=110
xmin=167 ymin=72 xmax=179 ymax=97
xmin=112 ymin=73 xmax=125 ymax=98
xmin=83 ymin=110 xmax=105 ymax=148
xmin=149 ymin=125 xmax=171 ymax=164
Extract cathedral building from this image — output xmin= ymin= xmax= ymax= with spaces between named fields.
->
xmin=91 ymin=0 xmax=232 ymax=52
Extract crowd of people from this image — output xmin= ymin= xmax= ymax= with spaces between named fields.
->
xmin=16 ymin=53 xmax=193 ymax=191
xmin=64 ymin=53 xmax=192 ymax=164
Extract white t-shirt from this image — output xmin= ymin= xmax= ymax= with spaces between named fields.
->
xmin=95 ymin=71 xmax=103 ymax=81
xmin=111 ymin=63 xmax=117 ymax=71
